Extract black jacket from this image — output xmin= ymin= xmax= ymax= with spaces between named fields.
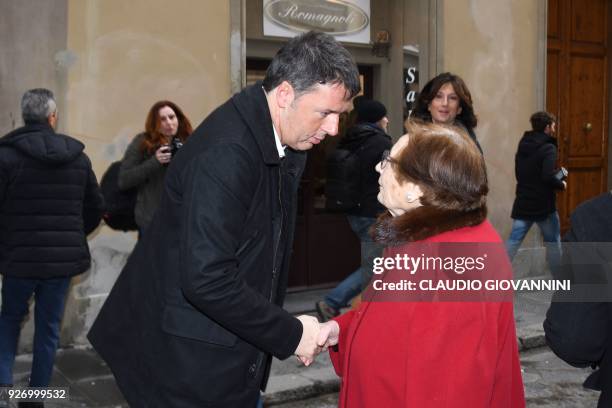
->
xmin=511 ymin=131 xmax=564 ymax=220
xmin=0 ymin=123 xmax=103 ymax=279
xmin=88 ymin=84 xmax=306 ymax=407
xmin=339 ymin=122 xmax=392 ymax=218
xmin=544 ymin=192 xmax=612 ymax=408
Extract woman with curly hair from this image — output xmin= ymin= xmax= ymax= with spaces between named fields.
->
xmin=412 ymin=72 xmax=482 ymax=153
xmin=118 ymin=100 xmax=193 ymax=232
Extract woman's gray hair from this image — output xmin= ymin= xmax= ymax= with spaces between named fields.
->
xmin=21 ymin=88 xmax=57 ymax=124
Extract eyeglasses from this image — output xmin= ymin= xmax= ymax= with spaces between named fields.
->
xmin=380 ymin=149 xmax=392 ymax=169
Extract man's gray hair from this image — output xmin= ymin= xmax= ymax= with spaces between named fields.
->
xmin=21 ymin=88 xmax=57 ymax=124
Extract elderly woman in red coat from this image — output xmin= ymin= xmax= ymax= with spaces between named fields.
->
xmin=320 ymin=121 xmax=525 ymax=407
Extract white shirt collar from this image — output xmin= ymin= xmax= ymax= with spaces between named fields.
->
xmin=272 ymin=124 xmax=286 ymax=159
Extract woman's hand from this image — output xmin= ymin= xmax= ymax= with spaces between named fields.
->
xmin=155 ymin=145 xmax=172 ymax=164
xmin=317 ymin=320 xmax=340 ymax=351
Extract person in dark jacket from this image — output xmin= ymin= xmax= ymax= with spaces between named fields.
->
xmin=412 ymin=72 xmax=482 ymax=153
xmin=506 ymin=111 xmax=566 ymax=274
xmin=0 ymin=89 xmax=103 ymax=395
xmin=544 ymin=191 xmax=612 ymax=408
xmin=118 ymin=100 xmax=193 ymax=234
xmin=87 ymin=31 xmax=360 ymax=408
xmin=316 ymin=99 xmax=391 ymax=321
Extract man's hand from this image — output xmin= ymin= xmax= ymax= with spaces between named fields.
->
xmin=317 ymin=320 xmax=340 ymax=352
xmin=294 ymin=315 xmax=321 ymax=366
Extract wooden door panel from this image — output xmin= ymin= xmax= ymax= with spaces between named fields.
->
xmin=308 ymin=215 xmax=360 ymax=287
xmin=547 ymin=0 xmax=609 ymax=233
xmin=569 ymin=55 xmax=606 ymax=156
xmin=571 ymin=0 xmax=606 ymax=44
xmin=288 ymin=217 xmax=308 ymax=288
xmin=548 ymin=0 xmax=561 ymax=40
xmin=564 ymin=168 xmax=604 ymax=214
xmin=547 ymin=50 xmax=561 ymax=117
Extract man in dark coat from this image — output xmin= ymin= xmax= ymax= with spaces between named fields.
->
xmin=316 ymin=99 xmax=391 ymax=321
xmin=0 ymin=89 xmax=103 ymax=394
xmin=88 ymin=31 xmax=360 ymax=408
xmin=544 ymin=191 xmax=612 ymax=407
xmin=506 ymin=111 xmax=566 ymax=273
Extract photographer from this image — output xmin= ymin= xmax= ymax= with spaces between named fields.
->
xmin=506 ymin=111 xmax=566 ymax=275
xmin=118 ymin=100 xmax=193 ymax=235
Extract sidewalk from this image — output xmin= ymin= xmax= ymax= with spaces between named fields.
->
xmin=265 ymin=288 xmax=553 ymax=406
xmin=7 ymin=288 xmax=553 ymax=407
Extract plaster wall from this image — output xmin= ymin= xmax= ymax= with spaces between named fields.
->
xmin=440 ymin=0 xmax=549 ymax=276
xmin=1 ymin=1 xmax=232 ymax=351
xmin=441 ymin=0 xmax=541 ymax=240
xmin=60 ymin=0 xmax=231 ymax=347
xmin=64 ymin=0 xmax=230 ymax=176
xmin=0 ymin=0 xmax=67 ymax=134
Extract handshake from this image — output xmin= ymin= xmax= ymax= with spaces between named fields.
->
xmin=293 ymin=315 xmax=340 ymax=366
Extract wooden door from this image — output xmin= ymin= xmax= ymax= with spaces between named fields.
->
xmin=547 ymin=0 xmax=609 ymax=231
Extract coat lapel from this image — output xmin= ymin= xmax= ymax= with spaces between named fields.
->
xmin=231 ymin=82 xmax=280 ymax=166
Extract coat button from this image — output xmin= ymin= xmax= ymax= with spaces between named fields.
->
xmin=249 ymin=363 xmax=256 ymax=374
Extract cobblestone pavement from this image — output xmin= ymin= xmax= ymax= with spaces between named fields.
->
xmin=521 ymin=348 xmax=599 ymax=407
xmin=273 ymin=347 xmax=601 ymax=408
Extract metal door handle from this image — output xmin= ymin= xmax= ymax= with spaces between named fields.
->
xmin=583 ymin=122 xmax=593 ymax=132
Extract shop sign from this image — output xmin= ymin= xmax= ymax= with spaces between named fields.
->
xmin=404 ymin=67 xmax=419 ymax=118
xmin=263 ymin=0 xmax=370 ymax=44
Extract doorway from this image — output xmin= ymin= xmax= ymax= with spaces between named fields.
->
xmin=546 ymin=0 xmax=610 ymax=231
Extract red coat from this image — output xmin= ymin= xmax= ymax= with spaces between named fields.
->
xmin=330 ymin=221 xmax=525 ymax=407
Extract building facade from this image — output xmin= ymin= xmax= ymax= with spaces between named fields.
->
xmin=0 ymin=0 xmax=610 ymax=349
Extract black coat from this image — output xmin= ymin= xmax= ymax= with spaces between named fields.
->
xmin=88 ymin=84 xmax=306 ymax=407
xmin=511 ymin=131 xmax=564 ymax=220
xmin=544 ymin=192 xmax=612 ymax=408
xmin=339 ymin=123 xmax=392 ymax=218
xmin=0 ymin=123 xmax=103 ymax=279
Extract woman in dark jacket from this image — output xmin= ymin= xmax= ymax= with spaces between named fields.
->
xmin=412 ymin=72 xmax=482 ymax=153
xmin=119 ymin=100 xmax=193 ymax=231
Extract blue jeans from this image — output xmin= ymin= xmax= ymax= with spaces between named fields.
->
xmin=506 ymin=211 xmax=562 ymax=275
xmin=325 ymin=216 xmax=382 ymax=310
xmin=0 ymin=276 xmax=71 ymax=387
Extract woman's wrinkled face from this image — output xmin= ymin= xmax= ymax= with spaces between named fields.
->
xmin=427 ymin=82 xmax=462 ymax=124
xmin=375 ymin=135 xmax=423 ymax=217
xmin=158 ymin=106 xmax=179 ymax=137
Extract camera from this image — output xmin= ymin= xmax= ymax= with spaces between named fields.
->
xmin=554 ymin=167 xmax=568 ymax=182
xmin=170 ymin=137 xmax=183 ymax=157
xmin=163 ymin=137 xmax=183 ymax=158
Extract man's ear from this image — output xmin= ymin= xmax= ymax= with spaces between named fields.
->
xmin=275 ymin=81 xmax=295 ymax=109
xmin=47 ymin=111 xmax=58 ymax=129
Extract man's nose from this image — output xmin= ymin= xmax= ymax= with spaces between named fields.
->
xmin=321 ymin=114 xmax=339 ymax=136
